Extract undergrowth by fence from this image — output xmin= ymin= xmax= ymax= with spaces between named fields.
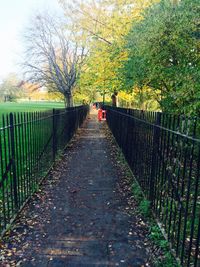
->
xmin=0 ymin=105 xmax=88 ymax=234
xmin=106 ymin=106 xmax=200 ymax=267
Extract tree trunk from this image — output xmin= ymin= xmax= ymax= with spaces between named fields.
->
xmin=64 ymin=94 xmax=73 ymax=108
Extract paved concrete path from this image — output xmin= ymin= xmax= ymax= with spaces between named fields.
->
xmin=1 ymin=114 xmax=150 ymax=267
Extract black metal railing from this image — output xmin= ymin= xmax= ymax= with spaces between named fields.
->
xmin=0 ymin=105 xmax=88 ymax=234
xmin=106 ymin=106 xmax=200 ymax=267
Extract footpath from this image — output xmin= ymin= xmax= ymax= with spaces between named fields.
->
xmin=0 ymin=113 xmax=151 ymax=267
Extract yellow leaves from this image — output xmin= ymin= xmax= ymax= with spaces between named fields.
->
xmin=118 ymin=91 xmax=134 ymax=101
xmin=117 ymin=86 xmax=161 ymax=110
xmin=60 ymin=0 xmax=159 ymax=101
xmin=61 ymin=0 xmax=156 ymax=47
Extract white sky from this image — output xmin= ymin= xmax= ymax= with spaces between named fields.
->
xmin=0 ymin=0 xmax=63 ymax=81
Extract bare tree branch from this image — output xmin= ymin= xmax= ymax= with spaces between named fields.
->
xmin=23 ymin=13 xmax=86 ymax=107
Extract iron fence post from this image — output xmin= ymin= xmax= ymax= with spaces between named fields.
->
xmin=9 ymin=113 xmax=18 ymax=210
xmin=149 ymin=112 xmax=161 ymax=204
xmin=52 ymin=109 xmax=57 ymax=161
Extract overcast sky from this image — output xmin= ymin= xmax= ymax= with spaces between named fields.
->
xmin=0 ymin=0 xmax=63 ymax=81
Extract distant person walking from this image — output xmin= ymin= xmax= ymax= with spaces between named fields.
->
xmin=111 ymin=91 xmax=118 ymax=107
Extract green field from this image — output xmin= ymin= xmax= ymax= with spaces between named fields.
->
xmin=0 ymin=101 xmax=65 ymax=114
xmin=0 ymin=101 xmax=65 ymax=126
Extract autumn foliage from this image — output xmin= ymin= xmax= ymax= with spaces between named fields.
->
xmin=59 ymin=0 xmax=199 ymax=114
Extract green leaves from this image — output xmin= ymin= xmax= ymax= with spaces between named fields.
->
xmin=121 ymin=0 xmax=200 ymax=114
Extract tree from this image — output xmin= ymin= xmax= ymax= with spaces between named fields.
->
xmin=23 ymin=14 xmax=86 ymax=107
xmin=59 ymin=0 xmax=157 ymax=103
xmin=0 ymin=73 xmax=24 ymax=102
xmin=122 ymin=0 xmax=200 ymax=114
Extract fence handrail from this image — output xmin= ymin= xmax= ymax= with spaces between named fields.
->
xmin=107 ymin=108 xmax=200 ymax=143
xmin=107 ymin=106 xmax=198 ymax=121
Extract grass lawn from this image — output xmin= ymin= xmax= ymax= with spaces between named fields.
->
xmin=0 ymin=101 xmax=65 ymax=126
xmin=0 ymin=101 xmax=65 ymax=114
